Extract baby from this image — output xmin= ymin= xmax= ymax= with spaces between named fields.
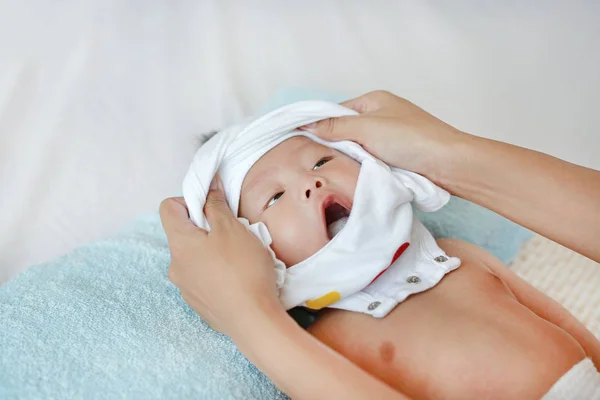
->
xmin=233 ymin=135 xmax=600 ymax=399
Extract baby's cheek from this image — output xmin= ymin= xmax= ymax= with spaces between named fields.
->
xmin=269 ymin=218 xmax=326 ymax=267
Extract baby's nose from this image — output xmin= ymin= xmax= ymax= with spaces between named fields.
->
xmin=305 ymin=179 xmax=323 ymax=199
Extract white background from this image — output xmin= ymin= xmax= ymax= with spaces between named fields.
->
xmin=1 ymin=1 xmax=599 ymax=284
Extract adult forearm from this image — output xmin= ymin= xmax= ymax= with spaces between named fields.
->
xmin=438 ymin=134 xmax=600 ymax=262
xmin=234 ymin=301 xmax=406 ymax=400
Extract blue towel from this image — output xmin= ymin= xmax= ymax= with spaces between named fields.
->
xmin=0 ymin=89 xmax=533 ymax=399
xmin=0 ymin=215 xmax=286 ymax=400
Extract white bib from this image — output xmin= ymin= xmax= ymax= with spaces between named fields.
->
xmin=181 ymin=101 xmax=460 ymax=317
xmin=277 ymin=155 xmax=460 ymax=316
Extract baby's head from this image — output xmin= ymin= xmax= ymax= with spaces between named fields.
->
xmin=238 ymin=136 xmax=360 ymax=267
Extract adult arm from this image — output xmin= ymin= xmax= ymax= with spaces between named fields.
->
xmin=441 ymin=135 xmax=600 ymax=263
xmin=302 ymin=90 xmax=600 ymax=262
xmin=159 ymin=182 xmax=407 ymax=400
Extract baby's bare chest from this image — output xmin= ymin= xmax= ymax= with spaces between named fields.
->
xmin=310 ymin=262 xmax=568 ymax=398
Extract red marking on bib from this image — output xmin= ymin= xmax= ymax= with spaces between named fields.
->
xmin=369 ymin=242 xmax=410 ymax=285
xmin=391 ymin=242 xmax=410 ymax=264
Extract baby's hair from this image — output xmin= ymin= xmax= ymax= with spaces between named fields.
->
xmin=195 ymin=130 xmax=219 ymax=149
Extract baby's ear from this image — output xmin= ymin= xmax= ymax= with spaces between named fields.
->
xmin=195 ymin=130 xmax=219 ymax=149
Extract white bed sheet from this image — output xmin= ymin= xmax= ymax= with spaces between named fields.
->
xmin=1 ymin=1 xmax=599 ymax=284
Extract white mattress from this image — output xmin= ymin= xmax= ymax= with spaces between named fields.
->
xmin=1 ymin=1 xmax=599 ymax=284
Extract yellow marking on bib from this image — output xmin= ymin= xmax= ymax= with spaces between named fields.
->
xmin=305 ymin=291 xmax=341 ymax=310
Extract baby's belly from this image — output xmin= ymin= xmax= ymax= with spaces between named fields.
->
xmin=309 ymin=260 xmax=585 ymax=399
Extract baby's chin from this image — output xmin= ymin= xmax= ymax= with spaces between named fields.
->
xmin=274 ymin=235 xmax=333 ymax=269
xmin=275 ymin=213 xmax=352 ymax=268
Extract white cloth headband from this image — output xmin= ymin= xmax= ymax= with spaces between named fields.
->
xmin=182 ymin=101 xmax=358 ymax=231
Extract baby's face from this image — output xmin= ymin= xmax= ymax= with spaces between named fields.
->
xmin=239 ymin=136 xmax=360 ymax=267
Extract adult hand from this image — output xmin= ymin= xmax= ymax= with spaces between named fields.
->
xmin=159 ymin=176 xmax=280 ymax=339
xmin=301 ymin=90 xmax=469 ymax=180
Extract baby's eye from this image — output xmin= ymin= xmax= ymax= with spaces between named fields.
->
xmin=313 ymin=157 xmax=332 ymax=170
xmin=267 ymin=192 xmax=284 ymax=208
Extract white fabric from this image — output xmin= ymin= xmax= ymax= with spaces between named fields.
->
xmin=542 ymin=358 xmax=600 ymax=399
xmin=182 ymin=101 xmax=459 ymax=315
xmin=183 ymin=101 xmax=355 ymax=230
xmin=2 ymin=1 xmax=600 ymax=284
xmin=332 ymin=218 xmax=460 ymax=317
xmin=182 ymin=100 xmax=449 ymax=228
xmin=279 ymin=160 xmax=460 ymax=316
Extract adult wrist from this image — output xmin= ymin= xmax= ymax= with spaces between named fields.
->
xmin=232 ymin=295 xmax=291 ymax=353
xmin=421 ymin=129 xmax=477 ymax=190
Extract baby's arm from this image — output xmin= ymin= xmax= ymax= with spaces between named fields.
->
xmin=449 ymin=239 xmax=600 ymax=369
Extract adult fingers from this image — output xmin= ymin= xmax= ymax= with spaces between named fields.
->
xmin=204 ymin=175 xmax=235 ymax=229
xmin=340 ymin=90 xmax=389 ymax=114
xmin=299 ymin=90 xmax=398 ymax=141
xmin=298 ymin=90 xmax=390 ymax=141
xmin=299 ymin=115 xmax=363 ymax=142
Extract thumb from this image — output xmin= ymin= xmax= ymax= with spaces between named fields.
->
xmin=299 ymin=115 xmax=361 ymax=142
xmin=159 ymin=197 xmax=198 ymax=241
xmin=204 ymin=175 xmax=234 ymax=228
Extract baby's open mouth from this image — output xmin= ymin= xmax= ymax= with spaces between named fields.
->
xmin=324 ymin=202 xmax=350 ymax=240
